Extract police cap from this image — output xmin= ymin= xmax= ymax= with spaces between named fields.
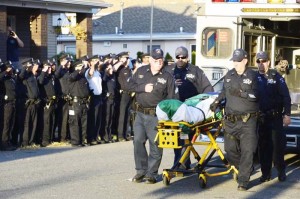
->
xmin=230 ymin=49 xmax=248 ymax=62
xmin=117 ymin=51 xmax=129 ymax=58
xmin=88 ymin=55 xmax=100 ymax=62
xmin=79 ymin=55 xmax=89 ymax=61
xmin=256 ymin=51 xmax=269 ymax=61
xmin=141 ymin=53 xmax=150 ymax=58
xmin=175 ymin=46 xmax=188 ymax=57
xmin=72 ymin=59 xmax=84 ymax=69
xmin=151 ymin=48 xmax=164 ymax=59
xmin=59 ymin=54 xmax=73 ymax=61
xmin=22 ymin=58 xmax=34 ymax=67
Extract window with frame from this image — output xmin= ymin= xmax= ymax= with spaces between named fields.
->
xmin=201 ymin=28 xmax=232 ymax=58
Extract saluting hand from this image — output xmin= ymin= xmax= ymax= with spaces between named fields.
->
xmin=145 ymin=83 xmax=154 ymax=93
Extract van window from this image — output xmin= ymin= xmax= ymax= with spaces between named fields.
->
xmin=201 ymin=28 xmax=232 ymax=58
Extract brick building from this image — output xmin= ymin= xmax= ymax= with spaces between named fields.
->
xmin=0 ymin=0 xmax=111 ymax=62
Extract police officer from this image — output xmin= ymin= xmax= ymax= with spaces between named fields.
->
xmin=129 ymin=48 xmax=176 ymax=184
xmin=38 ymin=60 xmax=57 ymax=147
xmin=0 ymin=61 xmax=17 ymax=151
xmin=115 ymin=52 xmax=133 ymax=141
xmin=164 ymin=46 xmax=214 ymax=168
xmin=210 ymin=49 xmax=259 ymax=191
xmin=19 ymin=58 xmax=40 ymax=148
xmin=256 ymin=51 xmax=291 ymax=182
xmin=68 ymin=60 xmax=90 ymax=146
xmin=85 ymin=55 xmax=103 ymax=145
xmin=54 ymin=54 xmax=73 ymax=143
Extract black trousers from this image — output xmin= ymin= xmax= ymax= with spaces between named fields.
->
xmin=103 ymin=98 xmax=115 ymax=141
xmin=224 ymin=116 xmax=258 ymax=187
xmin=87 ymin=95 xmax=102 ymax=142
xmin=258 ymin=115 xmax=286 ymax=176
xmin=68 ymin=102 xmax=88 ymax=145
xmin=41 ymin=104 xmax=56 ymax=145
xmin=1 ymin=101 xmax=16 ymax=146
xmin=12 ymin=98 xmax=26 ymax=146
xmin=117 ymin=92 xmax=131 ymax=139
xmin=22 ymin=103 xmax=38 ymax=146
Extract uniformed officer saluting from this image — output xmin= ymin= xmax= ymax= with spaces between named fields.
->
xmin=210 ymin=49 xmax=259 ymax=191
xmin=38 ymin=60 xmax=57 ymax=147
xmin=256 ymin=51 xmax=291 ymax=183
xmin=68 ymin=60 xmax=90 ymax=147
xmin=129 ymin=48 xmax=175 ymax=184
xmin=19 ymin=58 xmax=40 ymax=148
xmin=0 ymin=61 xmax=17 ymax=151
xmin=115 ymin=51 xmax=133 ymax=141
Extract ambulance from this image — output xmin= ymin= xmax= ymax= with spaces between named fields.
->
xmin=194 ymin=0 xmax=300 ymax=151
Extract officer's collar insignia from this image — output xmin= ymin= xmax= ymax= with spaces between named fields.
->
xmin=138 ymin=75 xmax=144 ymax=78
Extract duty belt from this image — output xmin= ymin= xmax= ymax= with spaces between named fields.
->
xmin=120 ymin=90 xmax=131 ymax=95
xmin=73 ymin=96 xmax=90 ymax=104
xmin=225 ymin=112 xmax=259 ymax=123
xmin=136 ymin=103 xmax=156 ymax=116
xmin=263 ymin=109 xmax=281 ymax=117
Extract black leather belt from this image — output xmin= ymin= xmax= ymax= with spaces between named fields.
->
xmin=225 ymin=112 xmax=259 ymax=122
xmin=136 ymin=104 xmax=156 ymax=116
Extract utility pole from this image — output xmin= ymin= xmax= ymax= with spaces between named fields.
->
xmin=119 ymin=1 xmax=124 ymax=34
xmin=150 ymin=0 xmax=154 ymax=55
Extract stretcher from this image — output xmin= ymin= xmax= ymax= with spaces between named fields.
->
xmin=155 ymin=117 xmax=238 ymax=188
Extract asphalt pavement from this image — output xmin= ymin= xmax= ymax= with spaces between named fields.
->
xmin=1 ymin=140 xmax=300 ymax=199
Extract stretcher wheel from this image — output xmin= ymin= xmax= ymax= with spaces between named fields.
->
xmin=163 ymin=175 xmax=170 ymax=186
xmin=198 ymin=175 xmax=207 ymax=188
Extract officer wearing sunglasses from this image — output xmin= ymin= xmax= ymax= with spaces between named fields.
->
xmin=164 ymin=46 xmax=214 ymax=170
xmin=256 ymin=51 xmax=291 ymax=183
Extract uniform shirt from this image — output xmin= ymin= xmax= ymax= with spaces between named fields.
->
xmin=69 ymin=70 xmax=90 ymax=98
xmin=257 ymin=69 xmax=291 ymax=115
xmin=164 ymin=63 xmax=214 ymax=101
xmin=0 ymin=72 xmax=16 ymax=100
xmin=116 ymin=66 xmax=132 ymax=91
xmin=54 ymin=65 xmax=70 ymax=95
xmin=38 ymin=72 xmax=56 ymax=99
xmin=19 ymin=68 xmax=39 ymax=99
xmin=85 ymin=68 xmax=102 ymax=95
xmin=129 ymin=65 xmax=175 ymax=108
xmin=7 ymin=37 xmax=19 ymax=62
xmin=102 ymin=72 xmax=117 ymax=98
xmin=216 ymin=67 xmax=259 ymax=115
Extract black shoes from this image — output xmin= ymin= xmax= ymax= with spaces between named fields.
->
xmin=0 ymin=144 xmax=17 ymax=151
xmin=259 ymin=174 xmax=271 ymax=182
xmin=144 ymin=176 xmax=157 ymax=184
xmin=132 ymin=174 xmax=145 ymax=183
xmin=278 ymin=170 xmax=286 ymax=182
xmin=237 ymin=185 xmax=247 ymax=191
xmin=89 ymin=140 xmax=98 ymax=145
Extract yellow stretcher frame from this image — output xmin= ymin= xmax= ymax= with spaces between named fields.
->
xmin=155 ymin=118 xmax=238 ymax=188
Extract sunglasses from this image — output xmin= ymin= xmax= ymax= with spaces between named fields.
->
xmin=176 ymin=56 xmax=187 ymax=60
xmin=256 ymin=59 xmax=267 ymax=64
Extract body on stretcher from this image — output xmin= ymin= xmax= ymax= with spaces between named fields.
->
xmin=155 ymin=117 xmax=238 ymax=188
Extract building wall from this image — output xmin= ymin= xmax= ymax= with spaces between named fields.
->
xmin=59 ymin=39 xmax=196 ymax=60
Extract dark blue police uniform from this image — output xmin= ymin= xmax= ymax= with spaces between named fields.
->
xmin=257 ymin=69 xmax=291 ymax=181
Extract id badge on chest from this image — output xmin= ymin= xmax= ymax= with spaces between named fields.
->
xmin=69 ymin=109 xmax=75 ymax=116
